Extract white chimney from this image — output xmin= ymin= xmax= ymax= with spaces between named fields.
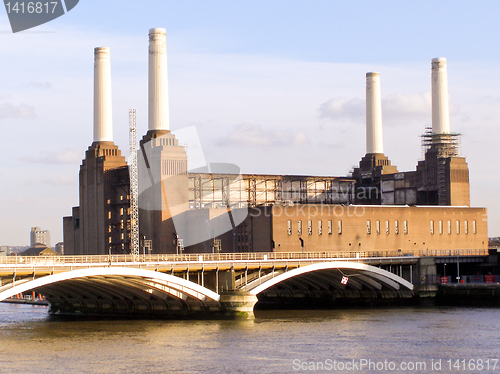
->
xmin=93 ymin=47 xmax=113 ymax=142
xmin=366 ymin=72 xmax=384 ymax=154
xmin=148 ymin=27 xmax=169 ymax=131
xmin=431 ymin=57 xmax=450 ymax=134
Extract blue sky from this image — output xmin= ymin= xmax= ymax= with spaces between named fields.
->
xmin=1 ymin=1 xmax=500 ymax=245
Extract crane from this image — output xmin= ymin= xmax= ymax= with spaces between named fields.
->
xmin=129 ymin=109 xmax=139 ymax=256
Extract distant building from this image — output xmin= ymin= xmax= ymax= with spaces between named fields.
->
xmin=54 ymin=242 xmax=64 ymax=255
xmin=8 ymin=246 xmax=29 ymax=255
xmin=30 ymin=227 xmax=50 ymax=247
xmin=0 ymin=246 xmax=9 ymax=257
xmin=21 ymin=244 xmax=57 ymax=256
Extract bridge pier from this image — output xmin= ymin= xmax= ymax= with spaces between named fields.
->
xmin=218 ymin=268 xmax=236 ymax=293
xmin=414 ymin=257 xmax=439 ymax=297
xmin=219 ymin=291 xmax=258 ymax=319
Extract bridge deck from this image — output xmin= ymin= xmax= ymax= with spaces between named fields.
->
xmin=0 ymin=248 xmax=487 ymax=266
xmin=0 ymin=249 xmax=486 ymax=278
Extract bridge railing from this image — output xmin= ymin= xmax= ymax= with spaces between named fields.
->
xmin=0 ymin=248 xmax=488 ymax=266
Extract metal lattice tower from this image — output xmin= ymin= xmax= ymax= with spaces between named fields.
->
xmin=129 ymin=109 xmax=139 ymax=256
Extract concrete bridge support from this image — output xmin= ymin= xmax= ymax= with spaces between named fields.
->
xmin=414 ymin=257 xmax=438 ymax=297
xmin=219 ymin=291 xmax=259 ymax=319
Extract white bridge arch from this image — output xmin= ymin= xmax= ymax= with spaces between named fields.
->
xmin=243 ymin=261 xmax=414 ymax=295
xmin=0 ymin=267 xmax=220 ymax=315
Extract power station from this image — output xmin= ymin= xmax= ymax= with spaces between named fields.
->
xmin=63 ymin=28 xmax=487 ymax=256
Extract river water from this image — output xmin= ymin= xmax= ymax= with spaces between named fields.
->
xmin=0 ymin=303 xmax=499 ymax=373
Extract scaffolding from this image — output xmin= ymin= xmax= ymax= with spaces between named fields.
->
xmin=188 ymin=173 xmax=355 ymax=209
xmin=421 ymin=127 xmax=462 ymax=159
xmin=421 ymin=127 xmax=463 ymax=205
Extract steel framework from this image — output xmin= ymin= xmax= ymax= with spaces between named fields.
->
xmin=129 ymin=109 xmax=139 ymax=255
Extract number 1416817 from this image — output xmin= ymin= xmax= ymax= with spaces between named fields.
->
xmin=5 ymin=2 xmax=59 ymax=14
xmin=447 ymin=359 xmax=498 ymax=371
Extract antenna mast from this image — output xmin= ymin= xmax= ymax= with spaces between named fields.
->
xmin=129 ymin=109 xmax=139 ymax=256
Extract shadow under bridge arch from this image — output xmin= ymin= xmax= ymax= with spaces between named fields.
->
xmin=243 ymin=261 xmax=414 ymax=300
xmin=0 ymin=267 xmax=220 ymax=316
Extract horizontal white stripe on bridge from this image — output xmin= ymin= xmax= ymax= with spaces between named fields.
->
xmin=0 ymin=249 xmax=487 ymax=268
xmin=1 ymin=260 xmax=400 ymax=269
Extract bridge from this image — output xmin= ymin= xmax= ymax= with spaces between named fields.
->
xmin=0 ymin=249 xmax=488 ymax=318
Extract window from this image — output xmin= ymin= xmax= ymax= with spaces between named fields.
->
xmin=430 ymin=220 xmax=434 ymax=235
xmin=298 ymin=220 xmax=302 ymax=235
xmin=120 ymin=207 xmax=124 ymax=216
xmin=403 ymin=220 xmax=408 ymax=235
xmin=439 ymin=221 xmax=443 ymax=234
xmin=447 ymin=220 xmax=451 ymax=234
xmin=456 ymin=220 xmax=460 ymax=234
xmin=318 ymin=221 xmax=322 ymax=235
xmin=287 ymin=220 xmax=292 ymax=235
xmin=108 ymin=211 xmax=111 ymax=219
xmin=308 ymin=220 xmax=312 ymax=235
xmin=385 ymin=221 xmax=390 ymax=235
xmin=376 ymin=221 xmax=381 ymax=235
xmin=338 ymin=221 xmax=342 ymax=235
xmin=367 ymin=220 xmax=371 ymax=235
xmin=395 ymin=221 xmax=399 ymax=235
xmin=328 ymin=220 xmax=332 ymax=235
xmin=472 ymin=220 xmax=477 ymax=234
xmin=464 ymin=220 xmax=469 ymax=234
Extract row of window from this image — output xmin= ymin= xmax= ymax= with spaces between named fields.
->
xmin=286 ymin=219 xmax=477 ymax=236
xmin=367 ymin=220 xmax=408 ymax=235
xmin=108 ymin=233 xmax=128 ymax=243
xmin=430 ymin=220 xmax=476 ymax=235
xmin=107 ymin=196 xmax=130 ymax=204
xmin=287 ymin=220 xmax=341 ymax=236
xmin=287 ymin=220 xmax=408 ymax=236
xmin=107 ymin=207 xmax=130 ymax=219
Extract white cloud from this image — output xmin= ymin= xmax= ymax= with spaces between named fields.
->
xmin=318 ymin=92 xmax=460 ymax=126
xmin=319 ymin=98 xmax=364 ymax=120
xmin=20 ymin=148 xmax=83 ymax=165
xmin=27 ymin=81 xmax=52 ymax=90
xmin=382 ymin=92 xmax=430 ymax=123
xmin=0 ymin=102 xmax=36 ymax=119
xmin=42 ymin=176 xmax=77 ymax=185
xmin=216 ymin=124 xmax=309 ymax=148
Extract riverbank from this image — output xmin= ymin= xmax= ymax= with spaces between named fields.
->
xmin=1 ymin=298 xmax=48 ymax=306
xmin=435 ymin=284 xmax=500 ymax=306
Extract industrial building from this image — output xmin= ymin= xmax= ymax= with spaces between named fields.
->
xmin=63 ymin=28 xmax=487 ymax=256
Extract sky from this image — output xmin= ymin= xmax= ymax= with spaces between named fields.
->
xmin=1 ymin=0 xmax=500 ymax=246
